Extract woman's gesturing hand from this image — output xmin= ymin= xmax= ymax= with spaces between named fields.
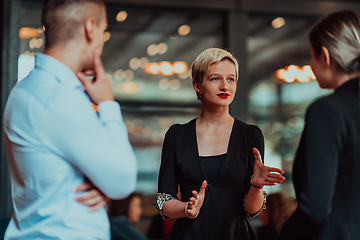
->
xmin=251 ymin=147 xmax=285 ymax=188
xmin=186 ymin=180 xmax=207 ymax=218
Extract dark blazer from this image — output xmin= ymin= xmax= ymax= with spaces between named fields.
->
xmin=158 ymin=118 xmax=264 ymax=240
xmin=279 ymin=78 xmax=360 ymax=240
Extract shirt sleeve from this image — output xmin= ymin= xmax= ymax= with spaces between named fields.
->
xmin=41 ymin=90 xmax=137 ymax=199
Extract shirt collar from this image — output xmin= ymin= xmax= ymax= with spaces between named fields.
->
xmin=35 ymin=53 xmax=82 ymax=89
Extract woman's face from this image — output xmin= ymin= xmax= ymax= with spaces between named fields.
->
xmin=128 ymin=196 xmax=142 ymax=223
xmin=197 ymin=59 xmax=237 ymax=107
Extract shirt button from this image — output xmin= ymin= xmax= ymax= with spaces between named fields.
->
xmin=206 ymin=184 xmax=211 ymax=190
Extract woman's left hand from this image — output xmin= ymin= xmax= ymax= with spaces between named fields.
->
xmin=74 ymin=181 xmax=110 ymax=211
xmin=251 ymin=147 xmax=285 ymax=188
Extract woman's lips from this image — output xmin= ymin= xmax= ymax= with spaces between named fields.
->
xmin=218 ymin=93 xmax=230 ymax=98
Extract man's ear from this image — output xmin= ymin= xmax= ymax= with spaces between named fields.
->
xmin=321 ymin=46 xmax=331 ymax=67
xmin=84 ymin=17 xmax=96 ymax=42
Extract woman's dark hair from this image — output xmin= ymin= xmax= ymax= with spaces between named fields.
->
xmin=309 ymin=10 xmax=360 ymax=74
xmin=108 ymin=193 xmax=142 ymax=218
xmin=265 ymin=192 xmax=297 ymax=233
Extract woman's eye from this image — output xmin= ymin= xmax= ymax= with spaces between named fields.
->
xmin=228 ymin=78 xmax=235 ymax=82
xmin=211 ymin=78 xmax=219 ymax=81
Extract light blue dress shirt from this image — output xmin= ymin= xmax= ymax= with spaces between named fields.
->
xmin=3 ymin=53 xmax=137 ymax=239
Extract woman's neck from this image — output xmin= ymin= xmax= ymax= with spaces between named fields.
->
xmin=197 ymin=106 xmax=233 ymax=131
xmin=332 ymin=71 xmax=360 ymax=90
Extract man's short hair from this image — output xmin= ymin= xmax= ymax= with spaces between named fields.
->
xmin=41 ymin=0 xmax=105 ymax=48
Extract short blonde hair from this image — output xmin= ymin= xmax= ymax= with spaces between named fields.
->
xmin=191 ymin=48 xmax=239 ymax=84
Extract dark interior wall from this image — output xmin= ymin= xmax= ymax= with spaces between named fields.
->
xmin=1 ymin=0 xmax=21 ymax=218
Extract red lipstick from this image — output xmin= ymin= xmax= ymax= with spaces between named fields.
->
xmin=218 ymin=93 xmax=230 ymax=98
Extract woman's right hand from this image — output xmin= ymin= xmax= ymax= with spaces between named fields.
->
xmin=186 ymin=180 xmax=207 ymax=218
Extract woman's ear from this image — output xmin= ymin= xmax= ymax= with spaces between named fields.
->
xmin=193 ymin=81 xmax=201 ymax=92
xmin=321 ymin=46 xmax=331 ymax=67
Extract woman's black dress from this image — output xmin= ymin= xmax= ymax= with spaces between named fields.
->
xmin=157 ymin=118 xmax=264 ymax=240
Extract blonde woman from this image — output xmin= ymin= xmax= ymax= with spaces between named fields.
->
xmin=279 ymin=10 xmax=360 ymax=240
xmin=156 ymin=48 xmax=285 ymax=240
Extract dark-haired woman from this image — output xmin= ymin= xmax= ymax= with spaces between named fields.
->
xmin=279 ymin=10 xmax=360 ymax=240
xmin=156 ymin=48 xmax=285 ymax=240
xmin=108 ymin=193 xmax=148 ymax=240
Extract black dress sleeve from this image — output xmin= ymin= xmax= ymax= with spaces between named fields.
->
xmin=156 ymin=125 xmax=179 ymax=218
xmin=243 ymin=124 xmax=265 ymax=196
xmin=158 ymin=125 xmax=179 ymax=198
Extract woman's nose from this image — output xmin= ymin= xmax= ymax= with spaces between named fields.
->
xmin=220 ymin=81 xmax=229 ymax=91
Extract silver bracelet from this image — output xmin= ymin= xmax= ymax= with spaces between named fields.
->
xmin=243 ymin=191 xmax=267 ymax=218
xmin=184 ymin=201 xmax=199 ymax=219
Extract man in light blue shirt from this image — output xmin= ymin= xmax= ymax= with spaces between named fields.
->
xmin=2 ymin=0 xmax=137 ymax=239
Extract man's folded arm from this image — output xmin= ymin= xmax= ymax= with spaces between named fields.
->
xmin=41 ymin=92 xmax=137 ymax=199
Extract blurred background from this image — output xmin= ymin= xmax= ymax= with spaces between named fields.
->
xmin=1 ymin=0 xmax=360 ymax=237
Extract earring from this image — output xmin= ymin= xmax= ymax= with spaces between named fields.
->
xmin=196 ymin=91 xmax=202 ymax=101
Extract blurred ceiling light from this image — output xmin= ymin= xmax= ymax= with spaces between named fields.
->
xmin=114 ymin=69 xmax=124 ymax=80
xmin=169 ymin=35 xmax=178 ymax=40
xmin=144 ymin=63 xmax=160 ymax=74
xmin=151 ymin=132 xmax=163 ymax=143
xmin=157 ymin=43 xmax=168 ymax=54
xmin=303 ymin=65 xmax=316 ymax=80
xmin=129 ymin=57 xmax=140 ymax=70
xmin=142 ymin=127 xmax=151 ymax=137
xmin=272 ymin=17 xmax=285 ymax=28
xmin=159 ymin=118 xmax=172 ymax=128
xmin=275 ymin=69 xmax=285 ymax=80
xmin=170 ymin=79 xmax=180 ymax=90
xmin=116 ymin=10 xmax=128 ymax=22
xmin=296 ymin=68 xmax=308 ymax=82
xmin=158 ymin=78 xmax=170 ymax=90
xmin=29 ymin=38 xmax=37 ymax=49
xmin=173 ymin=61 xmax=188 ymax=74
xmin=35 ymin=38 xmax=43 ymax=48
xmin=276 ymin=64 xmax=315 ymax=83
xmin=104 ymin=31 xmax=111 ymax=42
xmin=43 ymin=25 xmax=46 ymax=32
xmin=283 ymin=65 xmax=297 ymax=83
xmin=124 ymin=69 xmax=134 ymax=81
xmin=178 ymin=70 xmax=190 ymax=79
xmin=178 ymin=25 xmax=190 ymax=36
xmin=37 ymin=27 xmax=44 ymax=34
xmin=19 ymin=27 xmax=40 ymax=39
xmin=139 ymin=57 xmax=149 ymax=68
xmin=147 ymin=44 xmax=158 ymax=56
xmin=133 ymin=119 xmax=143 ymax=127
xmin=125 ymin=121 xmax=135 ymax=133
xmin=120 ymin=81 xmax=139 ymax=94
xmin=159 ymin=61 xmax=173 ymax=75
